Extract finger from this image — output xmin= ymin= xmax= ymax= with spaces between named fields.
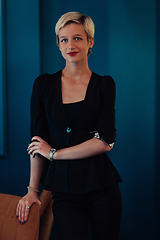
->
xmin=27 ymin=147 xmax=35 ymax=154
xmin=18 ymin=202 xmax=23 ymax=222
xmin=20 ymin=202 xmax=30 ymax=223
xmin=31 ymin=136 xmax=41 ymax=142
xmin=24 ymin=206 xmax=30 ymax=222
xmin=38 ymin=199 xmax=42 ymax=209
xmin=27 ymin=141 xmax=42 ymax=153
xmin=20 ymin=203 xmax=26 ymax=223
xmin=16 ymin=202 xmax=20 ymax=217
xmin=28 ymin=141 xmax=39 ymax=150
xmin=27 ymin=145 xmax=39 ymax=155
xmin=32 ymin=150 xmax=39 ymax=158
xmin=24 ymin=200 xmax=41 ymax=222
xmin=28 ymin=148 xmax=38 ymax=158
xmin=31 ymin=147 xmax=40 ymax=157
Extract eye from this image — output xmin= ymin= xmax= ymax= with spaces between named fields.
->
xmin=61 ymin=38 xmax=67 ymax=43
xmin=75 ymin=37 xmax=82 ymax=41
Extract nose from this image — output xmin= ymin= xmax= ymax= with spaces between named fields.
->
xmin=68 ymin=46 xmax=75 ymax=51
xmin=67 ymin=39 xmax=75 ymax=51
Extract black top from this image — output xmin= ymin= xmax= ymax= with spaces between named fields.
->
xmin=30 ymin=70 xmax=122 ymax=194
xmin=63 ymin=100 xmax=84 ymax=127
xmin=63 ymin=101 xmax=87 ymax=193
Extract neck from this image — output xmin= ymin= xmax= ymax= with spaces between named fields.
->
xmin=63 ymin=61 xmax=91 ymax=80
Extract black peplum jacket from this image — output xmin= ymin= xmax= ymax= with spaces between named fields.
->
xmin=30 ymin=70 xmax=122 ymax=194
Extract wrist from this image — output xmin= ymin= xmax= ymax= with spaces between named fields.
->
xmin=52 ymin=150 xmax=58 ymax=160
xmin=27 ymin=186 xmax=39 ymax=193
xmin=27 ymin=189 xmax=39 ymax=196
xmin=49 ymin=148 xmax=57 ymax=161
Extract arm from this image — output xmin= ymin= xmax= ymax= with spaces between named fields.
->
xmin=28 ymin=135 xmax=111 ymax=160
xmin=53 ymin=137 xmax=111 ymax=160
xmin=16 ymin=75 xmax=51 ymax=224
xmin=16 ymin=154 xmax=45 ymax=223
xmin=29 ymin=154 xmax=45 ymax=189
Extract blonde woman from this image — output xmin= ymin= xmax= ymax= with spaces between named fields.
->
xmin=16 ymin=12 xmax=122 ymax=240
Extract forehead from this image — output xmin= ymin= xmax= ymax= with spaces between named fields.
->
xmin=59 ymin=23 xmax=86 ymax=37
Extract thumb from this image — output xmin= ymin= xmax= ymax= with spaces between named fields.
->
xmin=37 ymin=199 xmax=42 ymax=209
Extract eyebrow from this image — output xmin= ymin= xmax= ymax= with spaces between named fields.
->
xmin=59 ymin=34 xmax=83 ymax=39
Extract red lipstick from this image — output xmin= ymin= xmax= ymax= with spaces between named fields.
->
xmin=68 ymin=52 xmax=78 ymax=56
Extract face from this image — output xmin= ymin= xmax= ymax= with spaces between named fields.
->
xmin=58 ymin=23 xmax=94 ymax=63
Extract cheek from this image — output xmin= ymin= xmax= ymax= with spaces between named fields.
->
xmin=59 ymin=43 xmax=65 ymax=52
xmin=59 ymin=44 xmax=62 ymax=52
xmin=59 ymin=47 xmax=65 ymax=56
xmin=60 ymin=49 xmax=67 ymax=60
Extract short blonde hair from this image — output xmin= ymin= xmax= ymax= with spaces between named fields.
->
xmin=55 ymin=12 xmax=95 ymax=45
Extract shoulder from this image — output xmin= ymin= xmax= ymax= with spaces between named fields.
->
xmin=101 ymin=76 xmax=115 ymax=92
xmin=92 ymin=72 xmax=115 ymax=89
xmin=33 ymin=70 xmax=62 ymax=88
xmin=32 ymin=70 xmax=62 ymax=98
xmin=92 ymin=73 xmax=116 ymax=104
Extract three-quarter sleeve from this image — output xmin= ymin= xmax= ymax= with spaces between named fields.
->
xmin=30 ymin=74 xmax=50 ymax=143
xmin=94 ymin=76 xmax=116 ymax=145
xmin=30 ymin=74 xmax=50 ymax=185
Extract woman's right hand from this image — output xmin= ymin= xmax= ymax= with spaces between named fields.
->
xmin=16 ymin=191 xmax=41 ymax=224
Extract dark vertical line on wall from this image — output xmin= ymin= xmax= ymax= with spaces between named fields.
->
xmin=155 ymin=0 xmax=160 ymax=237
xmin=0 ymin=0 xmax=7 ymax=158
xmin=39 ymin=0 xmax=42 ymax=74
xmin=3 ymin=0 xmax=7 ymax=157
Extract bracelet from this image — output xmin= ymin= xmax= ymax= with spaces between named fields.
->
xmin=49 ymin=148 xmax=56 ymax=161
xmin=27 ymin=186 xmax=39 ymax=193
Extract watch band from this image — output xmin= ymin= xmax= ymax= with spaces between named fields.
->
xmin=49 ymin=148 xmax=56 ymax=161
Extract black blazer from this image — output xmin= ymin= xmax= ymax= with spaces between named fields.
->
xmin=30 ymin=70 xmax=122 ymax=193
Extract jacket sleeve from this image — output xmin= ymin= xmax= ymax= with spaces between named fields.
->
xmin=94 ymin=76 xmax=116 ymax=145
xmin=30 ymin=74 xmax=50 ymax=142
xmin=30 ymin=74 xmax=51 ymax=184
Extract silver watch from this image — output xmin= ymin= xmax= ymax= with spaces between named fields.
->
xmin=49 ymin=148 xmax=56 ymax=161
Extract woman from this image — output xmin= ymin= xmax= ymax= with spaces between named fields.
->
xmin=16 ymin=12 xmax=122 ymax=240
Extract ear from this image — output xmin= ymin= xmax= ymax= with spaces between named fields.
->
xmin=89 ymin=37 xmax=94 ymax=49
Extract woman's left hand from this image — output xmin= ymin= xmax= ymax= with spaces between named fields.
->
xmin=27 ymin=136 xmax=51 ymax=159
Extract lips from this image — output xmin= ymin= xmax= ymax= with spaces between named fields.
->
xmin=67 ymin=52 xmax=78 ymax=56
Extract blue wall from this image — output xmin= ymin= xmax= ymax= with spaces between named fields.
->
xmin=0 ymin=0 xmax=40 ymax=195
xmin=155 ymin=0 xmax=160 ymax=237
xmin=0 ymin=0 xmax=159 ymax=239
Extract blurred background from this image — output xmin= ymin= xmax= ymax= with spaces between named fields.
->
xmin=0 ymin=0 xmax=159 ymax=239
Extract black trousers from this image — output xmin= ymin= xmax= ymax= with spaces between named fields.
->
xmin=52 ymin=184 xmax=122 ymax=240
